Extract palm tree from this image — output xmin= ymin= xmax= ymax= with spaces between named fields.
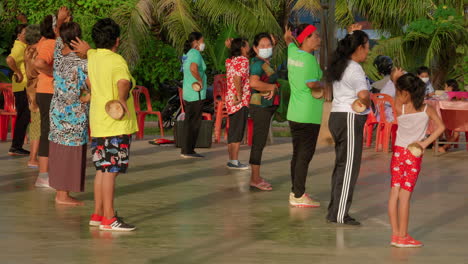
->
xmin=114 ymin=0 xmax=466 ymax=89
xmin=112 ymin=0 xmax=323 ymax=67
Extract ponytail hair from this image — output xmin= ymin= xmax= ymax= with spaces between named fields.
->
xmin=327 ymin=30 xmax=369 ymax=82
xmin=249 ymin=32 xmax=272 ymax=58
xmin=396 ymin=73 xmax=426 ymax=110
xmin=184 ymin=32 xmax=203 ymax=54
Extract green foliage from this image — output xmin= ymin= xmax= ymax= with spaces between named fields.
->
xmin=0 ymin=0 xmax=128 ymax=47
xmin=131 ymin=37 xmax=182 ymax=110
xmin=364 ymin=4 xmax=467 ymax=88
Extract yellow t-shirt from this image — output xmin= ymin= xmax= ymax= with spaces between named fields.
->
xmin=87 ymin=49 xmax=138 ymax=137
xmin=8 ymin=40 xmax=28 ymax=92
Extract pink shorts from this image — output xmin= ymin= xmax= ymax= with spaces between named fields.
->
xmin=390 ymin=146 xmax=423 ymax=192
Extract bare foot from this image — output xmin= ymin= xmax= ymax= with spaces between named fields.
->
xmin=438 ymin=146 xmax=447 ymax=153
xmin=55 ymin=196 xmax=84 ymax=206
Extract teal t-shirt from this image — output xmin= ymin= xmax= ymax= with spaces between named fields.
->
xmin=183 ymin=49 xmax=207 ymax=102
xmin=249 ymin=57 xmax=279 ymax=107
xmin=286 ymin=43 xmax=323 ymax=124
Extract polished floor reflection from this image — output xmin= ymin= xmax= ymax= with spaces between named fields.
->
xmin=1 ymin=138 xmax=467 ymax=263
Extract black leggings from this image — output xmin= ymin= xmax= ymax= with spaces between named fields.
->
xmin=289 ymin=121 xmax=321 ymax=198
xmin=36 ymin=93 xmax=53 ymax=157
xmin=249 ymin=105 xmax=277 ymax=165
xmin=181 ymin=100 xmax=203 ymax=154
xmin=11 ymin=91 xmax=30 ymax=149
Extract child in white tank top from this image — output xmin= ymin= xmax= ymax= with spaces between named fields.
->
xmin=388 ymin=71 xmax=445 ymax=248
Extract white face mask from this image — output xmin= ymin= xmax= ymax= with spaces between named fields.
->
xmin=198 ymin=43 xmax=205 ymax=52
xmin=258 ymin=48 xmax=273 ymax=59
xmin=421 ymin=77 xmax=430 ymax=84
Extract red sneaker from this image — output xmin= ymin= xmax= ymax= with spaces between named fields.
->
xmin=89 ymin=214 xmax=103 ymax=227
xmin=390 ymin=235 xmax=399 ymax=246
xmin=396 ymin=235 xmax=423 ymax=248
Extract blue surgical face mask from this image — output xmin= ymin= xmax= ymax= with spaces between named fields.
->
xmin=258 ymin=48 xmax=273 ymax=59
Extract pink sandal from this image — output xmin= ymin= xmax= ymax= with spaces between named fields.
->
xmin=250 ymin=180 xmax=272 ymax=191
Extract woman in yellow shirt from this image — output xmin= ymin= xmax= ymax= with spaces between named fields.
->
xmin=6 ymin=24 xmax=30 ymax=156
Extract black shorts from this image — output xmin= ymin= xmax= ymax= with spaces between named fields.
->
xmin=91 ymin=135 xmax=131 ymax=173
xmin=228 ymin=106 xmax=249 ymax=143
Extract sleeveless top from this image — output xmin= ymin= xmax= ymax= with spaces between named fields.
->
xmin=395 ymin=104 xmax=429 ymax=148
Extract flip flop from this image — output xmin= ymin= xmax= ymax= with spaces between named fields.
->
xmin=28 ymin=163 xmax=39 ymax=169
xmin=250 ymin=180 xmax=273 ymax=191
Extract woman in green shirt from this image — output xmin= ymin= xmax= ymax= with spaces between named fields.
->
xmin=248 ymin=33 xmax=279 ymax=191
xmin=284 ymin=24 xmax=323 ymax=207
xmin=181 ymin=32 xmax=207 ymax=158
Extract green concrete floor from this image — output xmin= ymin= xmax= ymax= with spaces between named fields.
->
xmin=0 ymin=137 xmax=467 ymax=264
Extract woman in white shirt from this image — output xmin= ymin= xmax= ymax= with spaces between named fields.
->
xmin=326 ymin=29 xmax=370 ymax=225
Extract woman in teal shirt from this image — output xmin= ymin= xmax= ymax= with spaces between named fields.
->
xmin=284 ymin=24 xmax=323 ymax=208
xmin=181 ymin=32 xmax=207 ymax=158
xmin=248 ymin=32 xmax=279 ymax=191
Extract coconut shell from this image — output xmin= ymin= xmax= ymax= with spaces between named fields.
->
xmin=352 ymin=99 xmax=366 ymax=113
xmin=312 ymin=88 xmax=323 ymax=99
xmin=407 ymin=143 xmax=423 ymax=157
xmin=105 ymin=100 xmax=125 ymax=120
xmin=192 ymin=82 xmax=202 ymax=92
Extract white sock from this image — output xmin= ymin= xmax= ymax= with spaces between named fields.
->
xmin=229 ymin=160 xmax=239 ymax=165
xmin=38 ymin=172 xmax=48 ymax=180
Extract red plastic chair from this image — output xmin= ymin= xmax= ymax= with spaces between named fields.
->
xmin=177 ymin=87 xmax=212 ymax=120
xmin=363 ymin=104 xmax=378 ymax=148
xmin=373 ymin=93 xmax=398 ymax=153
xmin=0 ymin=83 xmax=17 ymax=141
xmin=132 ymin=85 xmax=164 ymax=139
xmin=213 ymin=74 xmax=230 ymax=143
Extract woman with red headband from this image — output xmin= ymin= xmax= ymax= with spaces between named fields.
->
xmin=284 ymin=24 xmax=323 ymax=207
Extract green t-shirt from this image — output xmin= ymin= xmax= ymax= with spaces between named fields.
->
xmin=286 ymin=43 xmax=323 ymax=124
xmin=249 ymin=57 xmax=279 ymax=107
xmin=183 ymin=49 xmax=207 ymax=102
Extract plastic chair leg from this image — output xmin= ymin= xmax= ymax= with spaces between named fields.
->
xmin=136 ymin=114 xmax=145 ymax=140
xmin=157 ymin=112 xmax=164 ymax=137
xmin=383 ymin=125 xmax=392 ymax=153
xmin=0 ymin=116 xmax=7 ymax=141
xmin=365 ymin=124 xmax=373 ymax=147
xmin=375 ymin=124 xmax=382 ymax=152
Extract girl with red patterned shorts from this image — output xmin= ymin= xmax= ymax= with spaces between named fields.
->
xmin=388 ymin=71 xmax=445 ymax=248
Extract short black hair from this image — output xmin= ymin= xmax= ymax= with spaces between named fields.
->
xmin=15 ymin=24 xmax=28 ymax=37
xmin=40 ymin=15 xmax=55 ymax=39
xmin=374 ymin=55 xmax=393 ymax=75
xmin=25 ymin=24 xmax=41 ymax=45
xmin=416 ymin=66 xmax=430 ymax=75
xmin=446 ymin=79 xmax=459 ymax=91
xmin=92 ymin=18 xmax=120 ymax=49
xmin=60 ymin=22 xmax=82 ymax=47
xmin=230 ymin=38 xmax=248 ymax=58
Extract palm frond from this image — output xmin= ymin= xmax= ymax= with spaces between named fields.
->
xmin=292 ymin=0 xmax=322 ymax=17
xmin=156 ymin=0 xmax=200 ymax=54
xmin=113 ymin=0 xmax=156 ymax=67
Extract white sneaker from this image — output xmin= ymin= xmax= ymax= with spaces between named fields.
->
xmin=289 ymin=193 xmax=320 ymax=208
xmin=35 ymin=176 xmax=50 ymax=188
